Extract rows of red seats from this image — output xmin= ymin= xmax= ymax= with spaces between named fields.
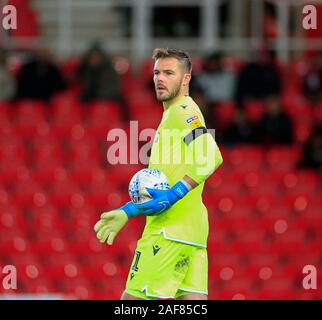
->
xmin=1 ymin=95 xmax=322 ymax=299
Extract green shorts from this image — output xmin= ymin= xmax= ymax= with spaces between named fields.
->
xmin=125 ymin=233 xmax=208 ymax=300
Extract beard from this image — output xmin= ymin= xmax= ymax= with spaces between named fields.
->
xmin=156 ymin=79 xmax=183 ymax=102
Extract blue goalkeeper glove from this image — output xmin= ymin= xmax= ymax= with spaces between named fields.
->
xmin=135 ymin=181 xmax=190 ymax=216
xmin=118 ymin=201 xmax=141 ymax=218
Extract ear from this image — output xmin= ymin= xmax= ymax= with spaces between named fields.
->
xmin=182 ymin=73 xmax=191 ymax=86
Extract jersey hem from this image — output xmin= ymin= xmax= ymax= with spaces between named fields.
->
xmin=141 ymin=286 xmax=176 ymax=299
xmin=157 ymin=228 xmax=207 ymax=248
xmin=178 ymin=287 xmax=208 ymax=295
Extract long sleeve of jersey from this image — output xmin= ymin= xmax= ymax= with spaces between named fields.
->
xmin=185 ymin=130 xmax=223 ymax=185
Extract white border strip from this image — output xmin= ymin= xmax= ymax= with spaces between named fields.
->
xmin=157 ymin=228 xmax=207 ymax=248
xmin=178 ymin=287 xmax=208 ymax=295
xmin=141 ymin=286 xmax=176 ymax=299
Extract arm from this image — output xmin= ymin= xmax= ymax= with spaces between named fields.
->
xmin=136 ymin=129 xmax=223 ymax=215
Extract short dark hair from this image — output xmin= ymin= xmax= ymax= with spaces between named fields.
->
xmin=152 ymin=48 xmax=192 ymax=74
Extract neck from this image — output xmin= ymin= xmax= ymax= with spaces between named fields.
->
xmin=163 ymin=89 xmax=189 ymax=111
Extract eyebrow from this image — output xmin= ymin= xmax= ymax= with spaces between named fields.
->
xmin=153 ymin=69 xmax=175 ymax=73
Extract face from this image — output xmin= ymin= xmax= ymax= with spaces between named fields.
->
xmin=153 ymin=57 xmax=190 ymax=102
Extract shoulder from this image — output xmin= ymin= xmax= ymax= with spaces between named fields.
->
xmin=170 ymin=98 xmax=205 ymax=130
xmin=172 ymin=97 xmax=202 ymax=117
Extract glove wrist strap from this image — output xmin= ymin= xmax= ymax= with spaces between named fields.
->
xmin=169 ymin=181 xmax=190 ymax=204
xmin=119 ymin=202 xmax=140 ymax=219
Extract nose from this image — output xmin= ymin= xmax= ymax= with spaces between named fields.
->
xmin=155 ymin=73 xmax=165 ymax=83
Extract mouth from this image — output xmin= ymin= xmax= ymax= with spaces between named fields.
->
xmin=156 ymin=85 xmax=167 ymax=92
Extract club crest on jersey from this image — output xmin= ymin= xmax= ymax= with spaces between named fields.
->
xmin=186 ymin=115 xmax=202 ymax=129
xmin=186 ymin=115 xmax=199 ymax=124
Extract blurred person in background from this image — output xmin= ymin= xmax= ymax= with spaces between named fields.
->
xmin=0 ymin=48 xmax=15 ymax=101
xmin=191 ymin=52 xmax=236 ymax=129
xmin=76 ymin=42 xmax=130 ymax=120
xmin=303 ymin=51 xmax=322 ymax=104
xmin=298 ymin=122 xmax=322 ymax=173
xmin=15 ymin=47 xmax=66 ymax=102
xmin=220 ymin=109 xmax=260 ymax=146
xmin=258 ymin=95 xmax=293 ymax=146
xmin=194 ymin=52 xmax=236 ymax=105
xmin=235 ymin=47 xmax=281 ymax=109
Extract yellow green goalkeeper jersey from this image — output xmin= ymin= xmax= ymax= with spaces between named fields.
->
xmin=142 ymin=95 xmax=220 ymax=247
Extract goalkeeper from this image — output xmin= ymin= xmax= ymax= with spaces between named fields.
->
xmin=94 ymin=48 xmax=223 ymax=300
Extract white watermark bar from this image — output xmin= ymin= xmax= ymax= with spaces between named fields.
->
xmin=106 ymin=121 xmax=217 ymax=172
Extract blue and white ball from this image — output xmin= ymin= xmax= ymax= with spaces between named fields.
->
xmin=129 ymin=168 xmax=170 ymax=204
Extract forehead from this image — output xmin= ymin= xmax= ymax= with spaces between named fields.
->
xmin=154 ymin=57 xmax=181 ymax=71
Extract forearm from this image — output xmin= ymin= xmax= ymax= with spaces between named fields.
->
xmin=182 ymin=175 xmax=198 ymax=190
xmin=185 ymin=132 xmax=223 ymax=185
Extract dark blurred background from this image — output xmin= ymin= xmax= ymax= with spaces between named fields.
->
xmin=0 ymin=0 xmax=321 ymax=300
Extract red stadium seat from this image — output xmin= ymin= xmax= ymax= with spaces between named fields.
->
xmin=0 ymin=230 xmax=30 ymax=255
xmin=86 ymin=101 xmax=124 ymax=137
xmin=88 ymin=100 xmax=122 ymax=121
xmin=87 ymin=183 xmax=126 ymax=207
xmin=282 ymin=170 xmax=320 ymax=195
xmin=32 ymin=163 xmax=67 ymax=186
xmin=0 ymin=204 xmax=27 ymax=231
xmin=51 ymin=92 xmax=82 ymax=117
xmin=207 ymin=171 xmax=243 ymax=195
xmin=13 ymin=100 xmax=47 ymax=137
xmin=67 ymin=141 xmax=101 ymax=165
xmin=30 ymin=232 xmax=69 ymax=256
xmin=214 ymin=101 xmax=237 ymax=130
xmin=0 ymin=137 xmax=27 ymax=163
xmin=32 ymin=140 xmax=64 ymax=163
xmin=227 ymin=146 xmax=265 ymax=172
xmin=30 ymin=205 xmax=65 ymax=232
xmin=245 ymin=100 xmax=265 ymax=122
xmin=266 ymin=146 xmax=301 ymax=172
xmin=48 ymin=179 xmax=84 ymax=207
xmin=256 ymin=277 xmax=295 ymax=299
xmin=0 ymin=118 xmax=13 ymax=139
xmin=12 ymin=179 xmax=47 ymax=207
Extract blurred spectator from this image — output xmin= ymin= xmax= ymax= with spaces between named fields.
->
xmin=303 ymin=52 xmax=322 ymax=104
xmin=191 ymin=52 xmax=236 ymax=129
xmin=194 ymin=52 xmax=236 ymax=104
xmin=15 ymin=47 xmax=66 ymax=102
xmin=235 ymin=48 xmax=281 ymax=109
xmin=0 ymin=49 xmax=15 ymax=101
xmin=258 ymin=95 xmax=293 ymax=145
xmin=220 ymin=110 xmax=260 ymax=145
xmin=76 ymin=42 xmax=130 ymax=120
xmin=298 ymin=123 xmax=322 ymax=172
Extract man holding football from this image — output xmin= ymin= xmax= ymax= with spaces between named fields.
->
xmin=94 ymin=48 xmax=223 ymax=300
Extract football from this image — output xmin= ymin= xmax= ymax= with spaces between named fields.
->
xmin=128 ymin=168 xmax=170 ymax=204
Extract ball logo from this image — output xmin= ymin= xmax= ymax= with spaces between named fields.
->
xmin=302 ymin=5 xmax=317 ymax=30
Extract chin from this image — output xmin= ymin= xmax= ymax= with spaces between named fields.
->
xmin=157 ymin=95 xmax=167 ymax=102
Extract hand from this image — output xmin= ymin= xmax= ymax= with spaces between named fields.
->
xmin=135 ymin=181 xmax=189 ymax=216
xmin=94 ymin=210 xmax=128 ymax=245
